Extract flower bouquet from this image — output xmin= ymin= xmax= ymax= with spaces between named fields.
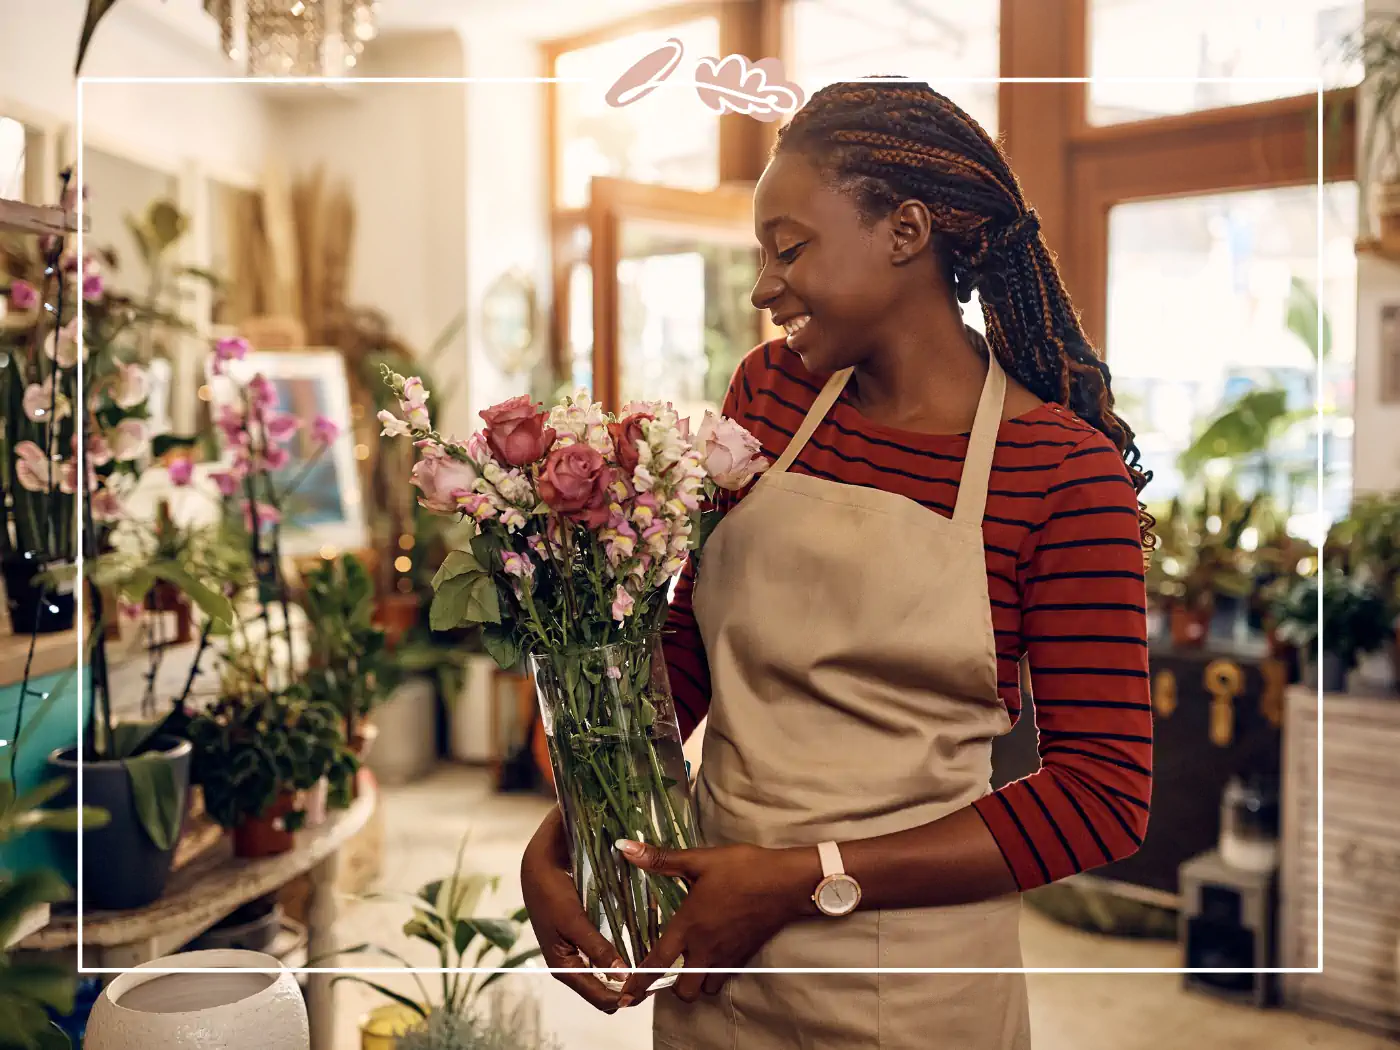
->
xmin=378 ymin=371 xmax=766 ymax=984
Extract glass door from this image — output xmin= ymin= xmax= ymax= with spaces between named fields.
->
xmin=586 ymin=178 xmax=772 ymax=417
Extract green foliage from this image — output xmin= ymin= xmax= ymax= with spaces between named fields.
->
xmin=303 ymin=553 xmax=398 ymax=746
xmin=326 ymin=833 xmax=541 ymax=1019
xmin=429 ymin=550 xmax=502 ymax=636
xmin=186 ymin=689 xmax=358 ymax=830
xmin=1177 ymin=388 xmax=1300 ymax=476
xmin=1273 ymin=568 xmax=1395 ymax=671
xmin=394 ymin=1000 xmax=562 ymax=1050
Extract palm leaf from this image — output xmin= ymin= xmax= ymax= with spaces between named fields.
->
xmin=74 ymin=0 xmax=125 ymax=75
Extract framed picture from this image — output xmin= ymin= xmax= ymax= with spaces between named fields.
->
xmin=211 ymin=349 xmax=367 ymax=557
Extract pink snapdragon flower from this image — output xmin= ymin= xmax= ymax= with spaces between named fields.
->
xmin=378 ymin=409 xmax=411 ymax=437
xmin=501 ymin=551 xmax=535 ymax=580
xmin=611 ymin=585 xmax=635 ymax=622
xmin=22 ymin=377 xmax=70 ymax=422
xmin=110 ymin=360 xmax=149 ymax=409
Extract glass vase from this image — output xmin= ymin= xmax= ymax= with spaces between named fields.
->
xmin=530 ymin=632 xmax=700 ymax=991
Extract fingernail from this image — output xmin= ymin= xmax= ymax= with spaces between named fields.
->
xmin=618 ymin=995 xmax=634 ymax=1008
xmin=615 ymin=839 xmax=642 ymax=857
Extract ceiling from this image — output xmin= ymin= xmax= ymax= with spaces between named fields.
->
xmin=374 ymin=0 xmax=664 ymax=41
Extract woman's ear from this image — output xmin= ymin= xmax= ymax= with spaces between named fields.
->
xmin=888 ymin=199 xmax=934 ymax=265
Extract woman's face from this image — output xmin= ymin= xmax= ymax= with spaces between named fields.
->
xmin=750 ymin=150 xmax=934 ymax=374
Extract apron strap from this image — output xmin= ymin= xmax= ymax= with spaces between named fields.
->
xmin=769 ymin=368 xmax=852 ymax=475
xmin=952 ymin=353 xmax=1008 ymax=526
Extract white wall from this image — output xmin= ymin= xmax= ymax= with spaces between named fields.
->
xmin=1356 ymin=0 xmax=1400 ymax=495
xmin=0 ymin=0 xmax=271 ymax=186
xmin=461 ymin=33 xmax=550 ymax=429
xmin=267 ymin=30 xmax=471 ymax=433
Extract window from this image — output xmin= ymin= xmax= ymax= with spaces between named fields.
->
xmin=553 ymin=16 xmax=722 ymax=209
xmin=1105 ymin=182 xmax=1357 ymax=535
xmin=786 ymin=0 xmax=1000 ymax=137
xmin=0 ymin=117 xmax=24 ymax=202
xmin=1088 ymin=0 xmax=1363 ymax=125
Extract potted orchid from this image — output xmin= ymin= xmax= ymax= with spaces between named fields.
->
xmin=378 ymin=370 xmax=767 ymax=985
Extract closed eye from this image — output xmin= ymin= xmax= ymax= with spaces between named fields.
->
xmin=776 ymin=242 xmax=807 ymax=264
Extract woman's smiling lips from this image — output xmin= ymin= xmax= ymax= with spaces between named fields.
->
xmin=773 ymin=313 xmax=812 ymax=349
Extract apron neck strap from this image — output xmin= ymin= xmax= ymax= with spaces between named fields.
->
xmin=769 ymin=367 xmax=852 ymax=475
xmin=952 ymin=352 xmax=1007 ymax=526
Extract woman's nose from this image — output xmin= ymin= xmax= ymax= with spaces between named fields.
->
xmin=751 ymin=269 xmax=782 ymax=312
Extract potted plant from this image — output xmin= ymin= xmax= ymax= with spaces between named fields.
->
xmin=301 ymin=552 xmax=397 ymax=765
xmin=1328 ymin=491 xmax=1400 ymax=690
xmin=1148 ymin=489 xmax=1260 ymax=647
xmin=1 ymin=689 xmax=108 ymax=1050
xmin=186 ymin=687 xmax=356 ymax=858
xmin=1350 ymin=18 xmax=1400 ymax=250
xmin=1273 ymin=568 xmax=1394 ymax=693
xmin=326 ymin=834 xmax=542 ymax=1042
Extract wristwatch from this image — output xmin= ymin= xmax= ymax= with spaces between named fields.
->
xmin=812 ymin=841 xmax=861 ymax=917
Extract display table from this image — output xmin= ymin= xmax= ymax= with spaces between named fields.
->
xmin=21 ymin=781 xmax=377 ymax=1050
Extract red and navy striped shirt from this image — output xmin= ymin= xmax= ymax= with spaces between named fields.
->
xmin=663 ymin=339 xmax=1152 ymax=891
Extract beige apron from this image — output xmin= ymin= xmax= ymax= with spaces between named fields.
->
xmin=654 ymin=354 xmax=1031 ymax=1050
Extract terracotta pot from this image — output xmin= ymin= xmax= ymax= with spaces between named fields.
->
xmin=233 ymin=793 xmax=297 ymax=859
xmin=1170 ymin=603 xmax=1212 ymax=648
xmin=373 ymin=593 xmax=419 ymax=648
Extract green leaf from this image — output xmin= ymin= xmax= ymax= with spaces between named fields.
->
xmin=462 ymin=574 xmax=500 ymax=625
xmin=480 ymin=625 xmax=519 ymax=670
xmin=108 ymin=720 xmax=160 ymax=760
xmin=431 ymin=550 xmax=484 ymax=590
xmin=454 ymin=918 xmax=519 ymax=955
xmin=145 ymin=560 xmax=233 ymax=627
xmin=123 ymin=754 xmax=183 ymax=851
xmin=429 ymin=574 xmax=476 ymax=632
xmin=0 ymin=997 xmax=68 ymax=1050
xmin=0 ymin=960 xmax=77 ymax=1015
xmin=0 ymin=870 xmax=72 ymax=947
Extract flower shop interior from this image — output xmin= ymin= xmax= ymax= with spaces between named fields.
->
xmin=2 ymin=1 xmax=1400 ymax=1048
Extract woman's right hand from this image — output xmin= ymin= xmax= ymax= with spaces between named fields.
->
xmin=521 ymin=806 xmax=624 ymax=1013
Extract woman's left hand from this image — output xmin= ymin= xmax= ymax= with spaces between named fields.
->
xmin=614 ymin=839 xmax=820 ymax=1007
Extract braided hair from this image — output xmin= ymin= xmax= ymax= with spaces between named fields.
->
xmin=775 ymin=80 xmax=1156 ymax=558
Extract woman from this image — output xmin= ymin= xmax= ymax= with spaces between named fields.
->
xmin=521 ymin=80 xmax=1154 ymax=1049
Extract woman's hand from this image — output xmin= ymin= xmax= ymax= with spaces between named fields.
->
xmin=520 ymin=808 xmax=624 ymax=1013
xmin=614 ymin=839 xmax=821 ymax=1008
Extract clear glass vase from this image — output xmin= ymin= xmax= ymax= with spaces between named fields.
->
xmin=530 ymin=632 xmax=700 ymax=990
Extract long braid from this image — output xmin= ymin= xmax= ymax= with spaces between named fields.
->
xmin=776 ymin=81 xmax=1156 ymax=559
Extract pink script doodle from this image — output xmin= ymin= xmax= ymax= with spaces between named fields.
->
xmin=605 ymin=41 xmax=806 ymax=122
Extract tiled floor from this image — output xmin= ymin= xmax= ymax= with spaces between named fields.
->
xmin=331 ymin=767 xmax=1395 ymax=1050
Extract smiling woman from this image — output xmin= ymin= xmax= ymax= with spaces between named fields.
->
xmin=521 ymin=78 xmax=1153 ymax=1050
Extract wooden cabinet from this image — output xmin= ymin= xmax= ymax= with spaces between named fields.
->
xmin=1281 ymin=686 xmax=1400 ymax=1036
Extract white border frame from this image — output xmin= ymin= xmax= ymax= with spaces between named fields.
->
xmin=74 ymin=73 xmax=1327 ymax=979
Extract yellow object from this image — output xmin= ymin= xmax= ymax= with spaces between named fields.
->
xmin=360 ymin=1003 xmax=421 ymax=1050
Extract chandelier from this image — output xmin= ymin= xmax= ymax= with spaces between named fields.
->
xmin=203 ymin=1 xmax=379 ymax=77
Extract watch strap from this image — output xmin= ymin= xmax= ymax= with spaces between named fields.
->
xmin=818 ymin=840 xmax=843 ymax=879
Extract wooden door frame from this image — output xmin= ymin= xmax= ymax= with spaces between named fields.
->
xmin=587 ymin=177 xmax=759 ymax=410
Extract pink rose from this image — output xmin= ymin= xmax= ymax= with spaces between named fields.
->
xmin=539 ymin=444 xmax=612 ymax=526
xmin=607 ymin=411 xmax=653 ymax=474
xmin=168 ymin=458 xmax=194 ymax=486
xmin=696 ymin=412 xmax=768 ymax=490
xmin=481 ymin=395 xmax=557 ymax=467
xmin=9 ymin=279 xmax=37 ymax=310
xmin=411 ymin=444 xmax=479 ymax=514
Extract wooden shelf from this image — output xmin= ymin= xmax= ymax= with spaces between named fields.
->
xmin=0 ymin=198 xmax=85 ymax=238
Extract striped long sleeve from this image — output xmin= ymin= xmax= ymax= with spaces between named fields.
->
xmin=661 ymin=340 xmax=1152 ymax=886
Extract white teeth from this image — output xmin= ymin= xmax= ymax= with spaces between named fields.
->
xmin=783 ymin=316 xmax=810 ymax=337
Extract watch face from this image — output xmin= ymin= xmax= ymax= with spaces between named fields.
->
xmin=816 ymin=875 xmax=860 ymax=916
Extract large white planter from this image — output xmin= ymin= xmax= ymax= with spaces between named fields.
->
xmin=86 ymin=949 xmax=308 ymax=1050
xmin=365 ymin=674 xmax=437 ymax=784
xmin=450 ymin=654 xmax=499 ymax=763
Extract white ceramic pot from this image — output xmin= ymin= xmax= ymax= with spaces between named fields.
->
xmin=85 ymin=949 xmax=308 ymax=1050
xmin=366 ymin=675 xmax=437 ymax=784
xmin=449 ymin=655 xmax=499 ymax=763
